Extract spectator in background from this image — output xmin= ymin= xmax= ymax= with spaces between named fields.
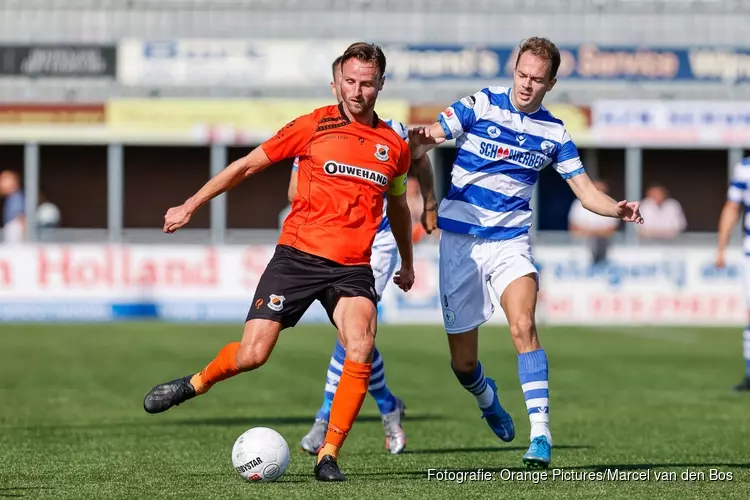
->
xmin=36 ymin=192 xmax=61 ymax=240
xmin=567 ymin=179 xmax=619 ymax=264
xmin=0 ymin=170 xmax=25 ymax=243
xmin=637 ymin=183 xmax=687 ymax=240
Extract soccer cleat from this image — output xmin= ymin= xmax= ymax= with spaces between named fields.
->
xmin=382 ymin=397 xmax=407 ymax=454
xmin=480 ymin=378 xmax=515 ymax=442
xmin=733 ymin=376 xmax=750 ymax=391
xmin=523 ymin=435 xmax=552 ymax=469
xmin=314 ymin=454 xmax=346 ymax=482
xmin=143 ymin=375 xmax=197 ymax=414
xmin=300 ymin=418 xmax=328 ymax=455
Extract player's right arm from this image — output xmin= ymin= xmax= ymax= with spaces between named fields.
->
xmin=716 ymin=164 xmax=746 ymax=267
xmin=408 ymin=90 xmax=490 ymax=159
xmin=163 ymin=113 xmax=316 ymax=234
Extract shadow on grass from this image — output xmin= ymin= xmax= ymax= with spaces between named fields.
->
xmin=403 ymin=445 xmax=591 ymax=455
xmin=0 ymin=488 xmax=54 ymax=498
xmin=9 ymin=414 xmax=444 ymax=430
xmin=169 ymin=414 xmax=443 ymax=427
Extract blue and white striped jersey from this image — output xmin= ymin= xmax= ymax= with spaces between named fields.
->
xmin=291 ymin=117 xmax=408 ymax=234
xmin=437 ymin=86 xmax=585 ymax=240
xmin=727 ymin=157 xmax=750 ymax=254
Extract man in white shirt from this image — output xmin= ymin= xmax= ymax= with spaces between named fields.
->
xmin=637 ymin=184 xmax=686 ymax=240
xmin=568 ymin=180 xmax=619 ymax=263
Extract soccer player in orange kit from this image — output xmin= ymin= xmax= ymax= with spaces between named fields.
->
xmin=142 ymin=42 xmax=415 ymax=482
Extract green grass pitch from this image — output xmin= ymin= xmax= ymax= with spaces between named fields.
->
xmin=1 ymin=323 xmax=749 ymax=499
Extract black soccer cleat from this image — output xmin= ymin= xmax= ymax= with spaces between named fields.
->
xmin=314 ymin=455 xmax=346 ymax=482
xmin=143 ymin=375 xmax=197 ymax=414
xmin=733 ymin=376 xmax=750 ymax=392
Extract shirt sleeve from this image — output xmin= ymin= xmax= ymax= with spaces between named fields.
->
xmin=5 ymin=193 xmax=25 ymax=220
xmin=436 ymin=88 xmax=491 ymax=141
xmin=260 ymin=112 xmax=317 ymax=163
xmin=728 ymin=162 xmax=748 ymax=203
xmin=552 ymin=129 xmax=586 ymax=179
xmin=388 ymin=142 xmax=411 ymax=196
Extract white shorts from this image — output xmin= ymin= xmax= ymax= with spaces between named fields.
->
xmin=439 ymin=231 xmax=538 ymax=334
xmin=371 ymin=229 xmax=399 ymax=300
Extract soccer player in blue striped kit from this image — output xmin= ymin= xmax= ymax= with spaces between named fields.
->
xmin=288 ymin=54 xmax=438 ymax=455
xmin=409 ymin=37 xmax=644 ymax=468
xmin=716 ymin=155 xmax=750 ymax=391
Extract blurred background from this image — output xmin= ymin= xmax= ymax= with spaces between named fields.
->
xmin=0 ymin=0 xmax=747 ymax=325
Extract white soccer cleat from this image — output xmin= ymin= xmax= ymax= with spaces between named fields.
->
xmin=382 ymin=397 xmax=407 ymax=454
xmin=300 ymin=418 xmax=328 ymax=455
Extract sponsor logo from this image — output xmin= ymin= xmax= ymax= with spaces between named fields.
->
xmin=478 ymin=141 xmax=548 ymax=168
xmin=323 ymin=161 xmax=388 ymax=186
xmin=444 ymin=107 xmax=454 ymax=118
xmin=255 ymin=298 xmax=264 ymax=310
xmin=460 ymin=95 xmax=476 ymax=108
xmin=235 ymin=457 xmax=264 ymax=473
xmin=267 ymin=294 xmax=285 ymax=312
xmin=374 ymin=143 xmax=390 ymax=161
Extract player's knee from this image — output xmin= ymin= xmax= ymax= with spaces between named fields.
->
xmin=342 ymin=334 xmax=374 ymax=363
xmin=509 ymin=313 xmax=535 ymax=343
xmin=235 ymin=343 xmax=272 ymax=371
xmin=451 ymin=358 xmax=478 ymax=376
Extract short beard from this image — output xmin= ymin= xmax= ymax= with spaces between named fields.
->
xmin=344 ymin=98 xmax=374 ymax=118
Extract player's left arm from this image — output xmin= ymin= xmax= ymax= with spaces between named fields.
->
xmin=387 ymin=148 xmax=415 ymax=292
xmin=556 ymin=132 xmax=643 ymax=224
xmin=410 ymin=153 xmax=438 ymax=233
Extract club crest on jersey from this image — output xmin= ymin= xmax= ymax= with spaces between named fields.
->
xmin=487 ymin=126 xmax=500 ymax=139
xmin=267 ymin=294 xmax=285 ymax=312
xmin=541 ymin=140 xmax=555 ymax=154
xmin=323 ymin=160 xmax=388 ymax=186
xmin=374 ymin=144 xmax=390 ymax=162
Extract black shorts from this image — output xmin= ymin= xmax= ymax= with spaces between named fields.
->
xmin=246 ymin=245 xmax=377 ymax=329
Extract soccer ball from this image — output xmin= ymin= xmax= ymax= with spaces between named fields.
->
xmin=231 ymin=427 xmax=290 ymax=482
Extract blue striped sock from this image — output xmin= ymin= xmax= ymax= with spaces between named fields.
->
xmin=518 ymin=349 xmax=551 ymax=443
xmin=315 ymin=340 xmax=346 ymax=421
xmin=368 ymin=347 xmax=397 ymax=415
xmin=744 ymin=327 xmax=750 ymax=377
xmin=452 ymin=361 xmax=494 ymax=409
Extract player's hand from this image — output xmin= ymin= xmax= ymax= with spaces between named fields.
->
xmin=163 ymin=204 xmax=192 ymax=233
xmin=408 ymin=126 xmax=445 ymax=159
xmin=615 ymin=200 xmax=644 ymax=224
xmin=421 ymin=205 xmax=438 ymax=234
xmin=716 ymin=251 xmax=726 ymax=269
xmin=393 ymin=264 xmax=415 ymax=292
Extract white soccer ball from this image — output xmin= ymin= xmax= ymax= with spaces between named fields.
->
xmin=231 ymin=427 xmax=290 ymax=482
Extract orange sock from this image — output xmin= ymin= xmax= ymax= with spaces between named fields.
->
xmin=317 ymin=358 xmax=371 ymax=462
xmin=190 ymin=342 xmax=241 ymax=395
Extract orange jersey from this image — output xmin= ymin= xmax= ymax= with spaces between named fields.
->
xmin=261 ymin=103 xmax=411 ymax=266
